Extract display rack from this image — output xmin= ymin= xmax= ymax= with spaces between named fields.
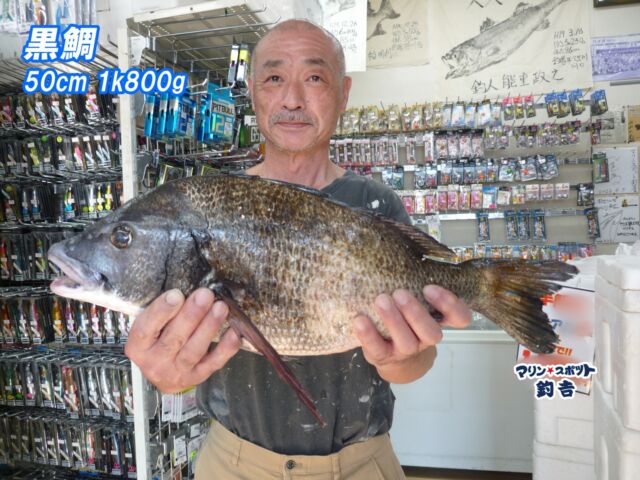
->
xmin=117 ymin=3 xmax=275 ymax=479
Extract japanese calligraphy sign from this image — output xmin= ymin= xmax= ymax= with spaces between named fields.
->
xmin=366 ymin=0 xmax=430 ymax=69
xmin=320 ymin=0 xmax=368 ymax=72
xmin=429 ymin=0 xmax=593 ymax=99
xmin=516 ymin=287 xmax=595 ymax=394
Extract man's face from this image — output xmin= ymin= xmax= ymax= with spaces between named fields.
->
xmin=249 ymin=27 xmax=351 ymax=154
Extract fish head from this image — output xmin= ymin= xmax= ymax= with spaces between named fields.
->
xmin=48 ymin=184 xmax=210 ymax=316
xmin=441 ymin=45 xmax=475 ymax=80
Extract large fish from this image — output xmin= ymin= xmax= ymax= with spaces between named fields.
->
xmin=442 ymin=0 xmax=567 ymax=79
xmin=48 ymin=174 xmax=577 ymax=425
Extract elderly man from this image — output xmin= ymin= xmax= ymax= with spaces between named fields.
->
xmin=125 ymin=19 xmax=471 ymax=479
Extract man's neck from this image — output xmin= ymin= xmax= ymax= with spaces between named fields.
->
xmin=247 ymin=143 xmax=345 ymax=190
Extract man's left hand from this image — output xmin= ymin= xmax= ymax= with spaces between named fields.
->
xmin=353 ymin=285 xmax=472 ymax=384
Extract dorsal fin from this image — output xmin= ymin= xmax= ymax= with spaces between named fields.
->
xmin=480 ymin=17 xmax=495 ymax=33
xmin=514 ymin=2 xmax=530 ymax=14
xmin=376 ymin=214 xmax=457 ymax=262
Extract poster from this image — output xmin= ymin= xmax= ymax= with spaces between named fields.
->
xmin=629 ymin=105 xmax=640 ymax=143
xmin=592 ymin=34 xmax=640 ymax=82
xmin=320 ymin=0 xmax=368 ymax=72
xmin=595 ymin=195 xmax=640 ymax=244
xmin=366 ymin=0 xmax=429 ymax=69
xmin=593 ymin=147 xmax=639 ymax=195
xmin=429 ymin=0 xmax=592 ymax=99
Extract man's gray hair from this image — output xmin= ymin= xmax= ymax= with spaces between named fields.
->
xmin=250 ymin=19 xmax=347 ymax=80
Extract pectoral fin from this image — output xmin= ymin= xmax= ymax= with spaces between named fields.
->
xmin=214 ymin=286 xmax=327 ymax=427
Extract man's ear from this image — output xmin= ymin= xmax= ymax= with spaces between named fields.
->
xmin=341 ymin=76 xmax=352 ymax=111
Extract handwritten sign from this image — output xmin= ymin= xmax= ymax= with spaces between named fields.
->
xmin=593 ymin=147 xmax=638 ymax=195
xmin=595 ymin=195 xmax=640 ymax=244
xmin=430 ymin=0 xmax=593 ymax=99
xmin=367 ymin=0 xmax=429 ymax=69
xmin=321 ymin=0 xmax=367 ymax=72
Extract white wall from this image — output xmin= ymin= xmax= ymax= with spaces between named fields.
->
xmin=347 ymin=3 xmax=640 ymax=109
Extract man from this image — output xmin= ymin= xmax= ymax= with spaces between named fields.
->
xmin=125 ymin=19 xmax=472 ymax=479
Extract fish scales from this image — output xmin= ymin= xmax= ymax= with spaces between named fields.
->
xmin=179 ymin=175 xmax=473 ymax=355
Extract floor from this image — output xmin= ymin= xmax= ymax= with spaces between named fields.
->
xmin=403 ymin=467 xmax=532 ymax=480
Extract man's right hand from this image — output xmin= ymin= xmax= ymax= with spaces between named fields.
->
xmin=125 ymin=288 xmax=241 ymax=393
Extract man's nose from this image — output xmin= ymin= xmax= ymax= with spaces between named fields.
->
xmin=281 ymin=80 xmax=305 ymax=110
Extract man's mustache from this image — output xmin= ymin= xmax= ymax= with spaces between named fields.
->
xmin=269 ymin=111 xmax=315 ymax=126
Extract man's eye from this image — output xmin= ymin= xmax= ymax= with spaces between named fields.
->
xmin=309 ymin=75 xmax=322 ymax=82
xmin=267 ymin=75 xmax=281 ymax=83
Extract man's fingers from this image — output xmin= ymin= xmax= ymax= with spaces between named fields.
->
xmin=127 ymin=289 xmax=185 ymax=352
xmin=423 ymin=285 xmax=472 ymax=329
xmin=353 ymin=314 xmax=392 ymax=364
xmin=191 ymin=329 xmax=242 ymax=382
xmin=156 ymin=288 xmax=215 ymax=355
xmin=392 ymin=290 xmax=443 ymax=345
xmin=175 ymin=301 xmax=230 ymax=370
xmin=374 ymin=294 xmax=419 ymax=356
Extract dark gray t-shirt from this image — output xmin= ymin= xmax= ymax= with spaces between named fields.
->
xmin=196 ymin=170 xmax=411 ymax=455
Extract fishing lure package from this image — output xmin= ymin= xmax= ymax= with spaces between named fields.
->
xmin=593 ymin=152 xmax=609 ymax=183
xmin=554 ymin=182 xmax=570 ymax=200
xmin=585 ymin=208 xmax=600 ymax=238
xmin=451 ymin=102 xmax=465 ymax=128
xmin=537 ymin=155 xmax=559 ymax=180
xmin=540 ymin=183 xmax=555 ymax=201
xmin=482 ymin=186 xmax=497 ymax=209
xmin=470 ymin=184 xmax=483 ymax=210
xmin=569 ymin=89 xmax=586 ymax=116
xmin=437 ymin=186 xmax=448 ymax=212
xmin=525 ymin=95 xmax=536 ymax=118
xmin=545 ymin=93 xmax=559 ymax=118
xmin=532 ymin=209 xmax=546 ymax=241
xmin=517 ymin=210 xmax=531 ymax=241
xmin=577 ymin=183 xmax=594 ymax=207
xmin=504 ymin=210 xmax=518 ymax=241
xmin=513 ymin=96 xmax=525 ymax=120
xmin=497 ymin=186 xmax=511 ymax=206
xmin=590 ymin=89 xmax=609 ymax=116
xmin=502 ymin=97 xmax=515 ymax=122
xmin=556 ymin=92 xmax=570 ymax=118
xmin=476 ymin=213 xmax=490 ymax=242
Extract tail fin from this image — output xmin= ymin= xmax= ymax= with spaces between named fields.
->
xmin=466 ymin=259 xmax=578 ymax=354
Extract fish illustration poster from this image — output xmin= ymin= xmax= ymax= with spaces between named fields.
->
xmin=429 ymin=0 xmax=592 ymax=99
xmin=366 ymin=0 xmax=430 ymax=69
xmin=320 ymin=0 xmax=368 ymax=72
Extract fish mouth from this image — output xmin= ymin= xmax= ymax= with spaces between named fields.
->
xmin=48 ymin=243 xmax=108 ymax=293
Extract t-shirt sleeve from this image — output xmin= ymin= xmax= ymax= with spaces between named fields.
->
xmin=365 ymin=181 xmax=411 ymax=225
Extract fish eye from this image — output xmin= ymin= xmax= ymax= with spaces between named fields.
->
xmin=110 ymin=225 xmax=132 ymax=249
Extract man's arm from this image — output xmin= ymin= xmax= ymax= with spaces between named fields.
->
xmin=354 ymin=285 xmax=472 ymax=384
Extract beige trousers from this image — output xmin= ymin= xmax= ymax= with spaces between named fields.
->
xmin=194 ymin=421 xmax=406 ymax=480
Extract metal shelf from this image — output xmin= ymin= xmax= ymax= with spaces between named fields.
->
xmin=117 ymin=3 xmax=276 ymax=479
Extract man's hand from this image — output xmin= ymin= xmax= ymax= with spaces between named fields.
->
xmin=354 ymin=285 xmax=472 ymax=384
xmin=125 ymin=288 xmax=241 ymax=393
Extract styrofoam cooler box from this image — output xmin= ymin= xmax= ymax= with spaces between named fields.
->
xmin=597 ymin=256 xmax=640 ymax=291
xmin=533 ymin=440 xmax=595 ymax=480
xmin=594 ymin=290 xmax=614 ymax=394
xmin=595 ymin=275 xmax=640 ymax=313
xmin=534 ymin=393 xmax=594 ymax=449
xmin=595 ymin=288 xmax=640 ymax=431
xmin=594 ymin=382 xmax=640 ymax=480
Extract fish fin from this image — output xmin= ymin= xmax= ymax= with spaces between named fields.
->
xmin=480 ymin=17 xmax=495 ymax=32
xmin=377 ymin=216 xmax=456 ymax=262
xmin=466 ymin=259 xmax=578 ymax=354
xmin=536 ymin=18 xmax=550 ymax=30
xmin=213 ymin=286 xmax=327 ymax=427
xmin=514 ymin=2 xmax=530 ymax=14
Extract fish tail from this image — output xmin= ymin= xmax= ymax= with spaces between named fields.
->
xmin=464 ymin=259 xmax=578 ymax=354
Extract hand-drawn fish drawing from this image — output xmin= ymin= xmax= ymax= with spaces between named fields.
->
xmin=367 ymin=0 xmax=400 ymax=40
xmin=441 ymin=0 xmax=567 ymax=79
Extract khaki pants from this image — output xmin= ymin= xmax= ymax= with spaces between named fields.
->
xmin=194 ymin=421 xmax=406 ymax=480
